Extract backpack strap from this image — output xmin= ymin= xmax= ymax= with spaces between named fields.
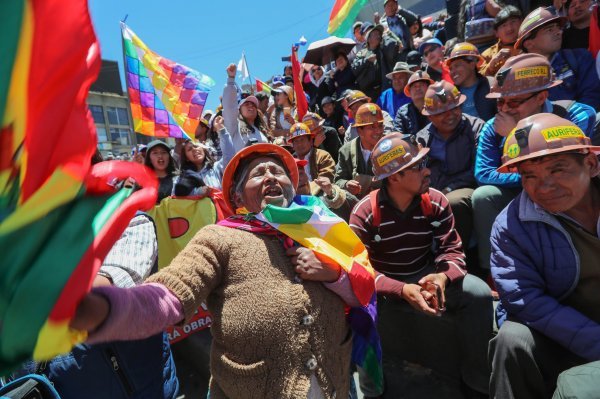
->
xmin=369 ymin=189 xmax=381 ymax=228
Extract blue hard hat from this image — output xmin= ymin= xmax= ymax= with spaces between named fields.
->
xmin=418 ymin=38 xmax=443 ymax=55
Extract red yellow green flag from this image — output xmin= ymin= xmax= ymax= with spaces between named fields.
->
xmin=0 ymin=0 xmax=158 ymax=375
xmin=255 ymin=78 xmax=273 ymax=95
xmin=327 ymin=0 xmax=369 ymax=37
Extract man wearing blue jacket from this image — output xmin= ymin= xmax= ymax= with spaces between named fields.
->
xmin=471 ymin=53 xmax=596 ymax=270
xmin=489 ymin=113 xmax=600 ymax=398
xmin=515 ymin=7 xmax=600 ymax=111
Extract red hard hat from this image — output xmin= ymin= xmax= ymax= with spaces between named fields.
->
xmin=221 ymin=144 xmax=299 ymax=212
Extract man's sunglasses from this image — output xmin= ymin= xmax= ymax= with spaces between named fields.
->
xmin=407 ymin=156 xmax=428 ymax=171
xmin=496 ymin=92 xmax=538 ymax=108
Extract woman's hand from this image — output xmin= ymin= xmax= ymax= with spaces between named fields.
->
xmin=70 ymin=293 xmax=110 ymax=333
xmin=226 ymin=63 xmax=236 ymax=78
xmin=213 ymin=116 xmax=225 ymax=132
xmin=286 ymin=246 xmax=341 ymax=282
xmin=283 ymin=111 xmax=296 ymax=125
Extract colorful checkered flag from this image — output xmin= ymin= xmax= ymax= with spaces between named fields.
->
xmin=121 ymin=23 xmax=215 ymax=139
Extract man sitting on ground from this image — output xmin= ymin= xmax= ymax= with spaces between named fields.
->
xmin=489 ymin=113 xmax=600 ymax=398
xmin=480 ymin=5 xmax=523 ymax=77
xmin=472 ymin=53 xmax=597 ymax=272
xmin=350 ymin=134 xmax=493 ymax=399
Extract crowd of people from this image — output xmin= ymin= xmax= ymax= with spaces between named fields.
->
xmin=4 ymin=0 xmax=600 ymax=398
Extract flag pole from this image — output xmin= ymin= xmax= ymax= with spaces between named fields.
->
xmin=243 ymin=52 xmax=255 ymax=94
xmin=119 ymin=17 xmax=138 ymax=152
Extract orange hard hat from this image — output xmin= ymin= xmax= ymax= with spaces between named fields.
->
xmin=287 ymin=122 xmax=314 ymax=143
xmin=221 ymin=143 xmax=299 ymax=212
xmin=347 ymin=90 xmax=372 ymax=107
xmin=404 ymin=70 xmax=434 ymax=97
xmin=444 ymin=42 xmax=485 ymax=68
xmin=353 ymin=103 xmax=384 ymax=127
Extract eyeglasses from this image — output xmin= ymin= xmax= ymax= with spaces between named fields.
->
xmin=496 ymin=92 xmax=538 ymax=109
xmin=407 ymin=156 xmax=428 ymax=171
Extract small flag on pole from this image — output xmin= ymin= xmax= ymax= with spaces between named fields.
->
xmin=237 ymin=53 xmax=250 ymax=81
xmin=291 ymin=47 xmax=309 ymax=120
xmin=255 ymin=78 xmax=273 ymax=95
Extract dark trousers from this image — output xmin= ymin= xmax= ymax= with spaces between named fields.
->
xmin=359 ymin=271 xmax=494 ymax=397
xmin=489 ymin=320 xmax=586 ymax=399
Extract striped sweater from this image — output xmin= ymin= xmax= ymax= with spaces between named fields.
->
xmin=349 ymin=187 xmax=466 ymax=293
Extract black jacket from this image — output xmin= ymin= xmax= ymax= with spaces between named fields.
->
xmin=393 ymin=102 xmax=429 ymax=136
xmin=318 ymin=125 xmax=342 ymax=163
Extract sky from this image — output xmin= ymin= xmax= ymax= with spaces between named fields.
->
xmin=88 ymin=0 xmax=343 ymax=112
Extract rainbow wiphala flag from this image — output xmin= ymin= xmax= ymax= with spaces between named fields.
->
xmin=0 ymin=0 xmax=157 ymax=375
xmin=122 ymin=23 xmax=215 ymax=140
xmin=257 ymin=196 xmax=383 ymax=391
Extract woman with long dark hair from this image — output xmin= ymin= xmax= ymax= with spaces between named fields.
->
xmin=173 ymin=116 xmax=235 ymax=195
xmin=144 ymin=140 xmax=178 ymax=203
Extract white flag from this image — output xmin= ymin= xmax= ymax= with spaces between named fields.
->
xmin=237 ymin=53 xmax=249 ymax=80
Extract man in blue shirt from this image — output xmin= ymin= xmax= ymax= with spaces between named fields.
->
xmin=472 ymin=53 xmax=596 ymax=271
xmin=516 ymin=7 xmax=600 ymax=111
xmin=376 ymin=62 xmax=412 ymax=118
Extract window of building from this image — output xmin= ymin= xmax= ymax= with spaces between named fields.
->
xmin=96 ymin=126 xmax=108 ymax=142
xmin=110 ymin=127 xmax=131 ymax=145
xmin=107 ymin=107 xmax=130 ymax=125
xmin=89 ymin=105 xmax=105 ymax=124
